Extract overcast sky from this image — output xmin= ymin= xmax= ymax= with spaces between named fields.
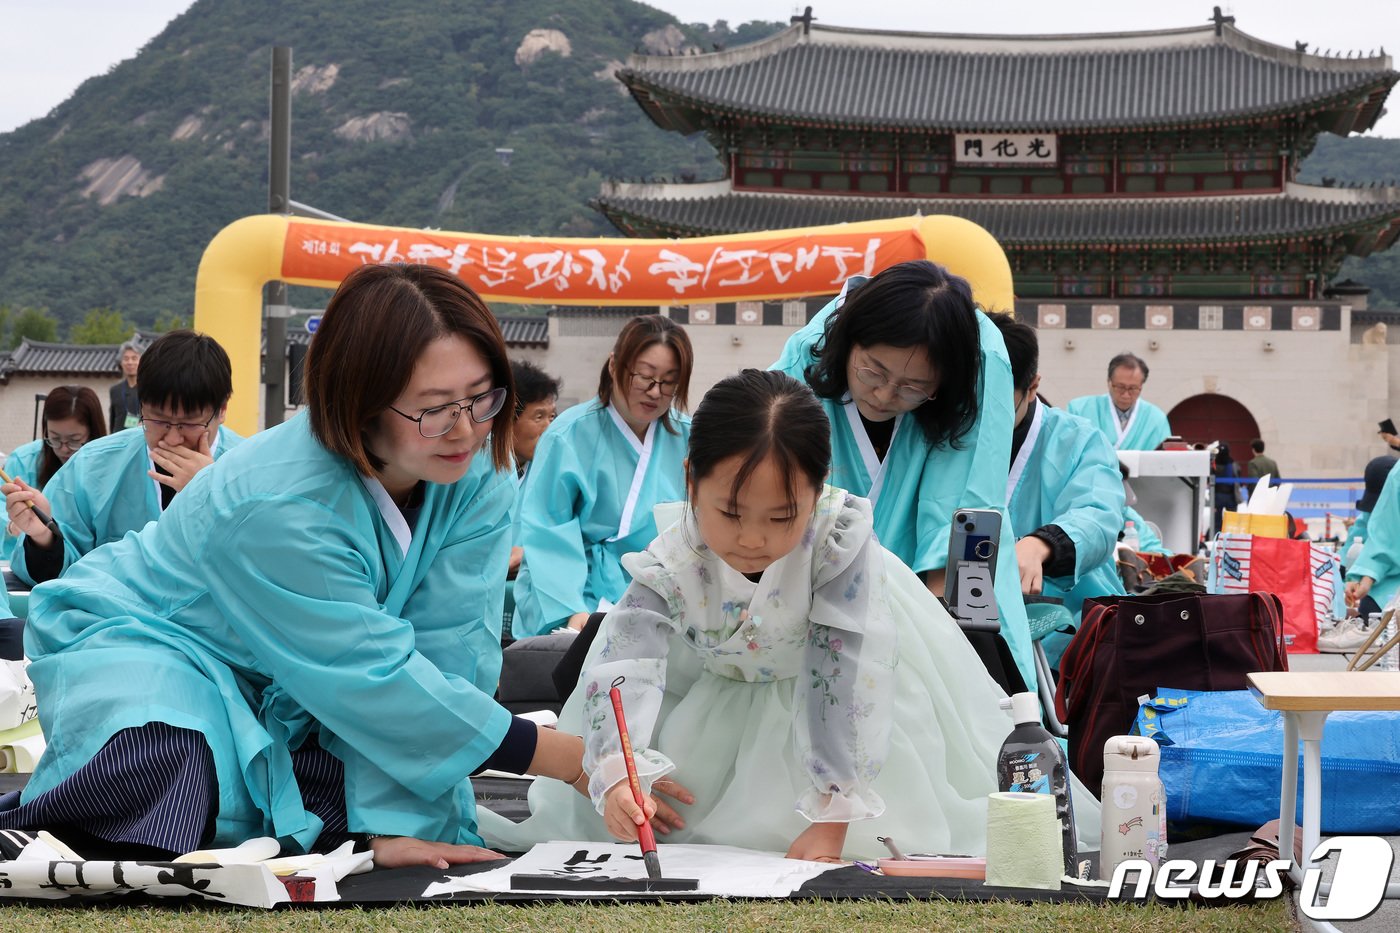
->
xmin=3 ymin=0 xmax=1398 ymax=135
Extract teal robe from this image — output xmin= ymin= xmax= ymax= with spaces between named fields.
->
xmin=772 ymin=279 xmax=1035 ymax=691
xmin=512 ymin=399 xmax=691 ymax=637
xmin=10 ymin=426 xmax=243 ymax=586
xmin=1349 ymin=465 xmax=1400 ymax=611
xmin=1067 ymin=394 xmax=1171 ymax=451
xmin=3 ymin=439 xmax=44 ymax=546
xmin=3 ymin=439 xmax=43 ymax=487
xmin=20 ymin=412 xmax=514 ymax=850
xmin=1008 ymin=403 xmax=1126 ymax=630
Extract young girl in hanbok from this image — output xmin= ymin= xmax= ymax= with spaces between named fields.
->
xmin=481 ymin=369 xmax=1098 ymax=861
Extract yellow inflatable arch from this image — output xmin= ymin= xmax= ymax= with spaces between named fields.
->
xmin=193 ymin=213 xmax=1013 ymax=435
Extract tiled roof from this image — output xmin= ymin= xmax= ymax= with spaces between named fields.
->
xmin=594 ymin=181 xmax=1400 ymax=251
xmin=0 ymin=340 xmax=123 ymax=380
xmin=620 ymin=23 xmax=1396 ymax=133
xmin=498 ymin=316 xmax=548 ymax=347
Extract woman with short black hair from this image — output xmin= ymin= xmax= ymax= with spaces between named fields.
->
xmin=0 ymin=264 xmax=604 ymax=868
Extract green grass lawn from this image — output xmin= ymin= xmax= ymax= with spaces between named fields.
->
xmin=0 ymin=897 xmax=1292 ymax=932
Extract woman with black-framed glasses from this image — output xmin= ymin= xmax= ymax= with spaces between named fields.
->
xmin=772 ymin=259 xmax=1039 ymax=693
xmin=0 ymin=264 xmax=613 ymax=870
xmin=511 ymin=314 xmax=694 ymax=639
xmin=2 ymin=385 xmax=107 ymax=542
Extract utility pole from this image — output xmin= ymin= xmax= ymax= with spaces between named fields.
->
xmin=263 ymin=46 xmax=292 ymax=428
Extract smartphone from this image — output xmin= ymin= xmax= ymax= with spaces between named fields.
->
xmin=1381 ymin=418 xmax=1397 ymax=436
xmin=946 ymin=508 xmax=1002 ymax=631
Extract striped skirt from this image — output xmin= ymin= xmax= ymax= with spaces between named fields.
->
xmin=0 ymin=721 xmax=349 ymax=859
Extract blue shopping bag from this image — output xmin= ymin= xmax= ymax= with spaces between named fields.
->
xmin=1132 ymin=688 xmax=1400 ymax=834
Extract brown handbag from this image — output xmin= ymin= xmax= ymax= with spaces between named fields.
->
xmin=1054 ymin=591 xmax=1288 ymax=794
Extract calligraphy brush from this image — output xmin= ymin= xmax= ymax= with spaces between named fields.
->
xmin=609 ymin=675 xmax=662 ymax=881
xmin=0 ymin=468 xmax=61 ymax=539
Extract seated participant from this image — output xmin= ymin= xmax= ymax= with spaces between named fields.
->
xmin=1346 ymin=457 xmax=1400 ymax=619
xmin=1342 ymin=455 xmax=1398 ymax=570
xmin=0 ymin=264 xmax=591 ymax=865
xmin=771 ymin=260 xmax=1035 ymax=691
xmin=481 ymin=370 xmax=1099 ymax=860
xmin=992 ymin=317 xmax=1125 ymax=664
xmin=507 ymin=359 xmax=561 ymax=579
xmin=1068 ymin=352 xmax=1171 ymax=451
xmin=3 ymin=386 xmax=107 ymax=543
xmin=512 ymin=315 xmax=693 ymax=637
xmin=5 ymin=331 xmax=242 ymax=586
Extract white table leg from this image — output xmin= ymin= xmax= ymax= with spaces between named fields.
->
xmin=1299 ymin=712 xmax=1330 ymax=870
xmin=1292 ymin=711 xmax=1343 ymax=933
xmin=1279 ymin=711 xmax=1299 ymax=869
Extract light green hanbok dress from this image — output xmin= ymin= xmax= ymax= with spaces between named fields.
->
xmin=481 ymin=486 xmax=1099 ymax=859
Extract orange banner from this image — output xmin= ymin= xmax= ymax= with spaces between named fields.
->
xmin=281 ymin=221 xmax=927 ymax=304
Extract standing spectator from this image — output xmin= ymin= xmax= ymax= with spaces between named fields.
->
xmin=1068 ymin=352 xmax=1172 ymax=451
xmin=108 ymin=341 xmax=141 ymax=433
xmin=1213 ymin=442 xmax=1239 ymax=531
xmin=1246 ymin=438 xmax=1280 ymax=494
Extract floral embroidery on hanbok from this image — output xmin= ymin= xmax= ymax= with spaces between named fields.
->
xmin=578 ymin=484 xmax=896 ymax=822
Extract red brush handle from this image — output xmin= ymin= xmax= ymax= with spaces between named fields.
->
xmin=609 ymin=683 xmax=658 ymax=853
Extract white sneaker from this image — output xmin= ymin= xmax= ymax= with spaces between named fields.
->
xmin=1318 ymin=617 xmax=1371 ymax=653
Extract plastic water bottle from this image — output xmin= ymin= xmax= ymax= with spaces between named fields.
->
xmin=1099 ymin=735 xmax=1167 ymax=881
xmin=997 ymin=692 xmax=1078 ymax=877
xmin=1120 ymin=520 xmax=1141 ymax=553
xmin=1370 ymin=612 xmax=1398 ymax=672
xmin=1345 ymin=536 xmax=1365 ymax=567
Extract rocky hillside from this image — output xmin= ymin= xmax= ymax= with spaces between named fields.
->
xmin=0 ymin=0 xmax=776 ymax=324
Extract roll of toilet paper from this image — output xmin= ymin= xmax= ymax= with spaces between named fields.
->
xmin=985 ymin=791 xmax=1063 ymax=890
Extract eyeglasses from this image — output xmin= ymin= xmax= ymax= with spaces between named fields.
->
xmin=629 ymin=372 xmax=679 ymax=397
xmin=389 ymin=386 xmax=508 ymax=438
xmin=45 ymin=434 xmax=88 ymax=451
xmin=140 ymin=411 xmax=218 ymax=437
xmin=853 ymin=367 xmax=935 ymax=406
xmin=1109 ymin=383 xmax=1144 ymax=396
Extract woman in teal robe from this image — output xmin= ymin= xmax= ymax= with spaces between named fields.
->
xmin=772 ymin=261 xmax=1036 ymax=692
xmin=512 ymin=315 xmax=693 ymax=637
xmin=0 ymin=265 xmax=586 ymax=867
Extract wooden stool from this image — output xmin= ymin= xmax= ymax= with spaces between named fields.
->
xmin=1344 ymin=606 xmax=1399 ymax=672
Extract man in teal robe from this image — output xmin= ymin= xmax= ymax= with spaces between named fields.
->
xmin=1068 ymin=352 xmax=1171 ymax=451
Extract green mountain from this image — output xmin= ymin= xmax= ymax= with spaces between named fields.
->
xmin=1297 ymin=133 xmax=1400 ymax=308
xmin=0 ymin=4 xmax=1397 ymax=327
xmin=0 ymin=0 xmax=777 ymax=327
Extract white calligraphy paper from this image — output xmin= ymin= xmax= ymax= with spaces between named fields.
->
xmin=423 ymin=842 xmax=841 ymax=898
